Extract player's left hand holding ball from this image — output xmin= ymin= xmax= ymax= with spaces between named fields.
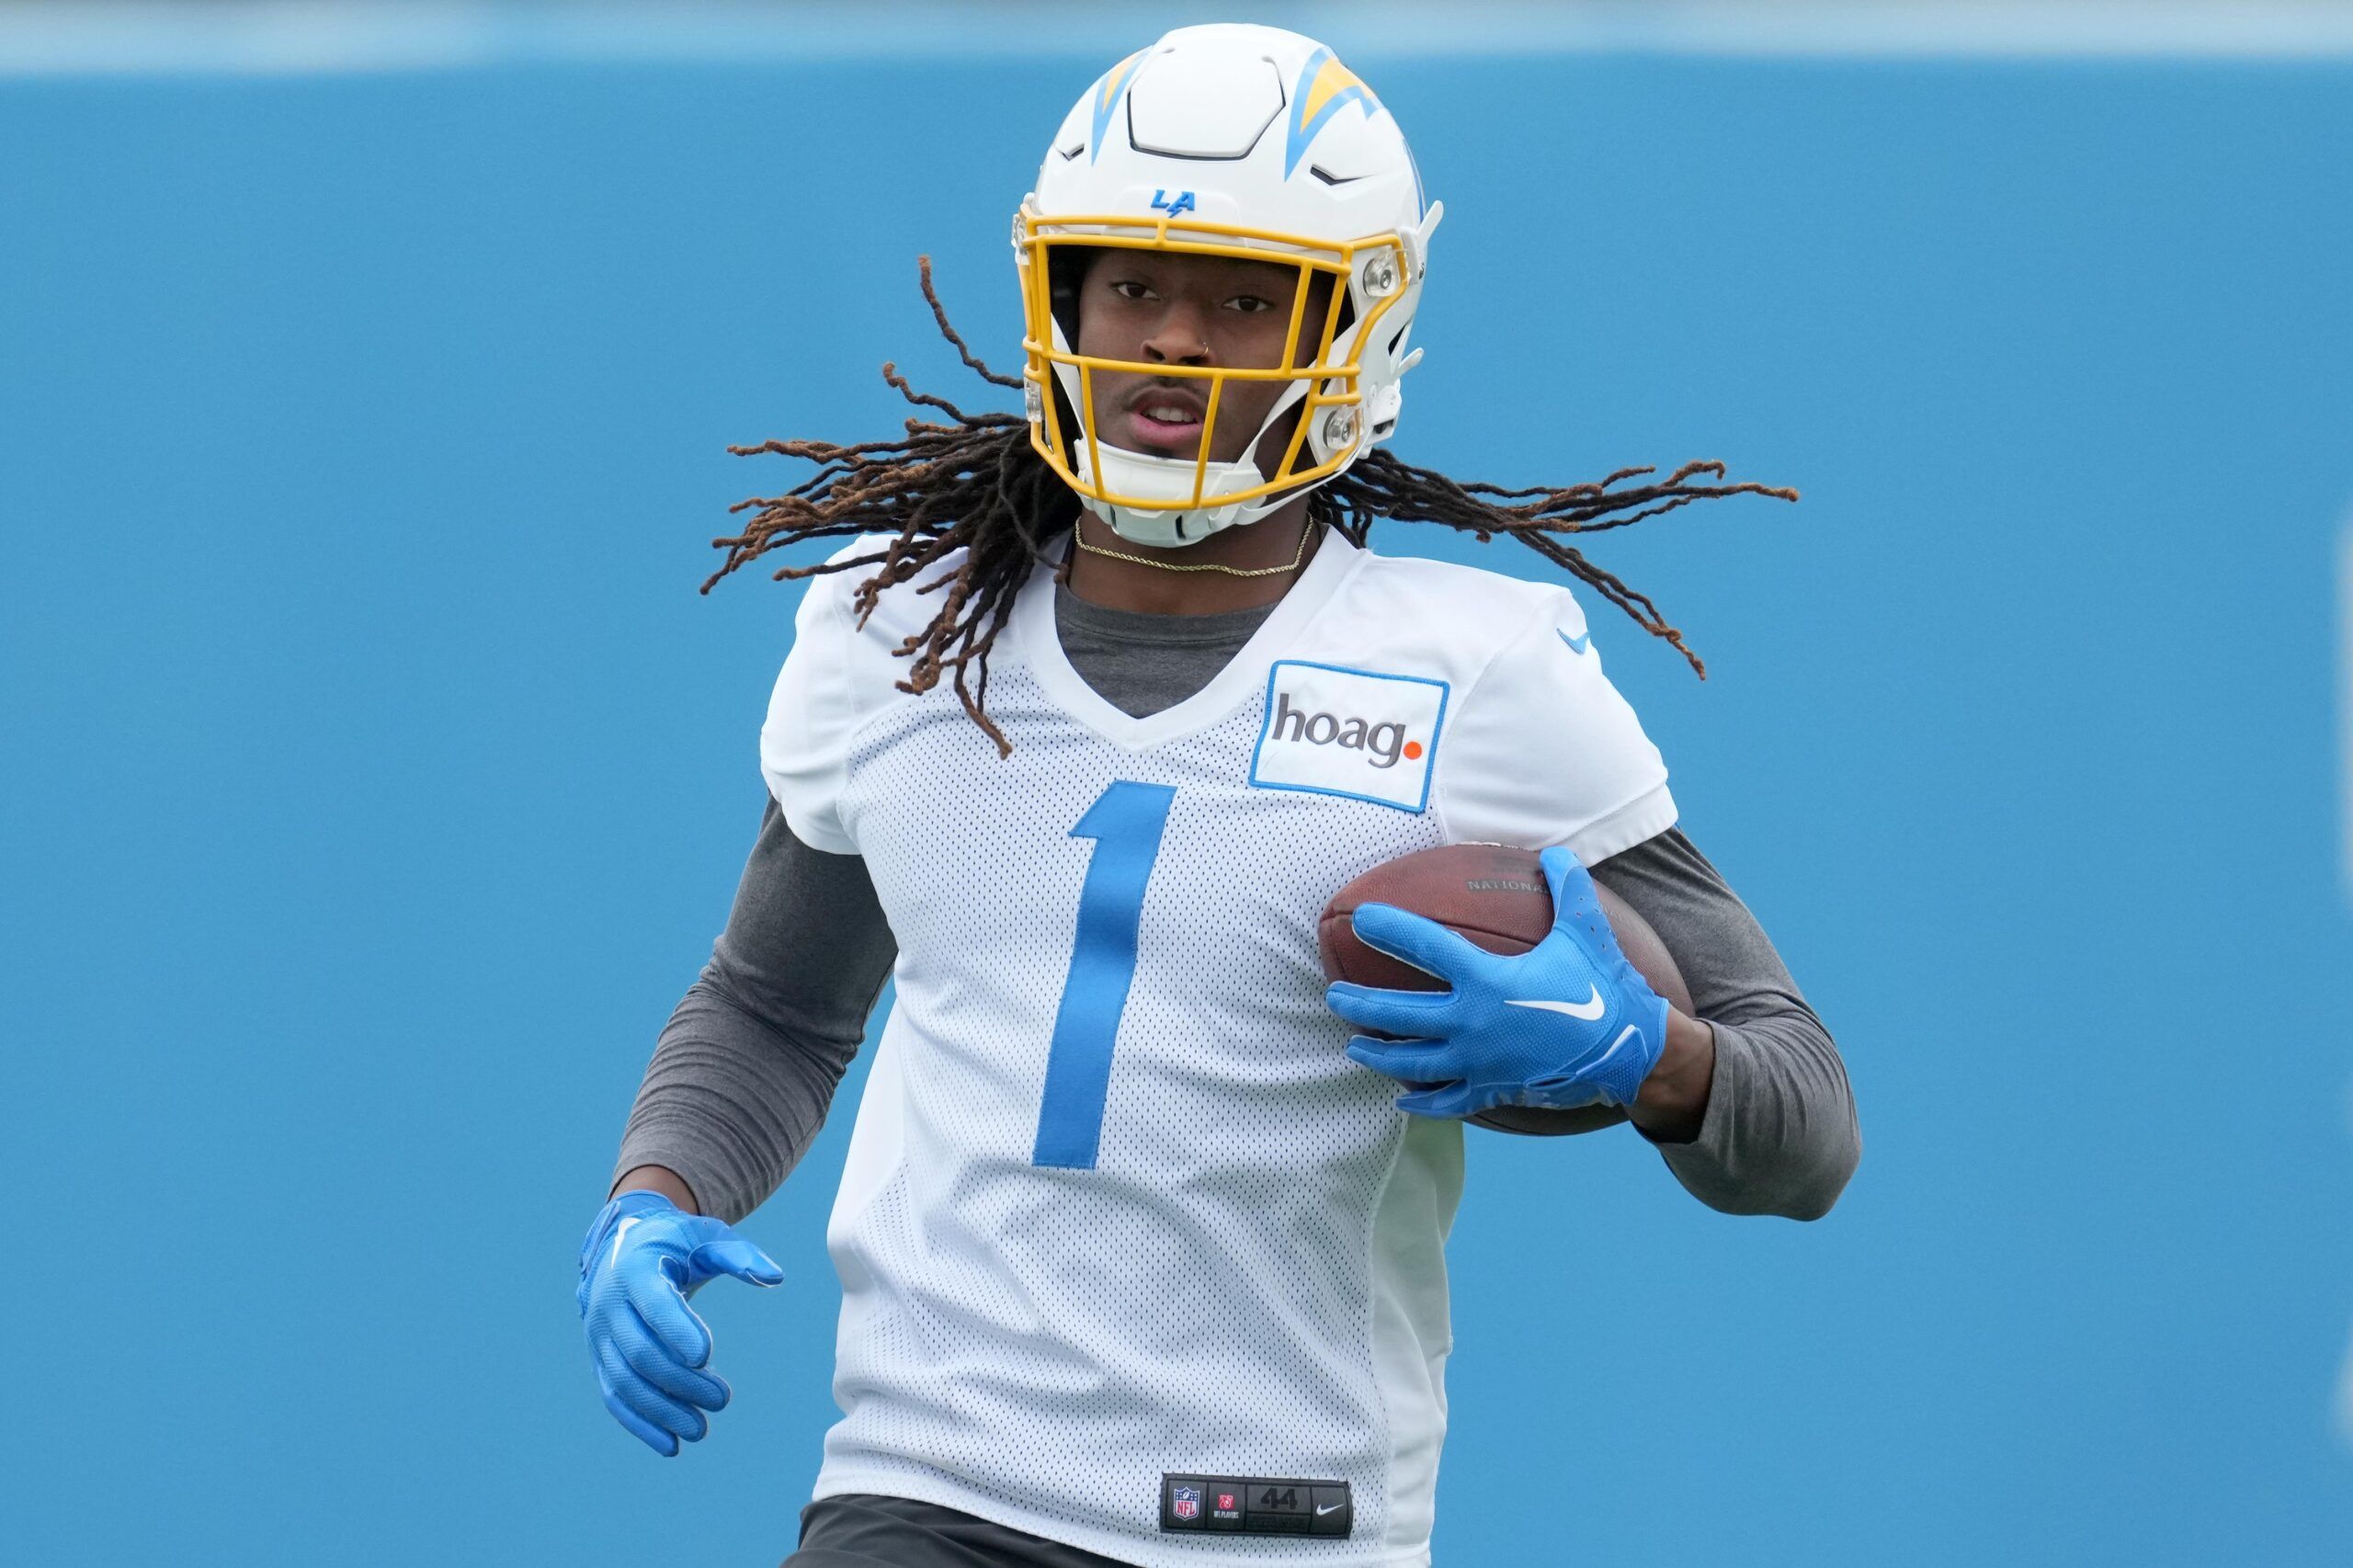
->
xmin=1325 ymin=846 xmax=1671 ymax=1119
xmin=576 ymin=1190 xmax=783 ymax=1456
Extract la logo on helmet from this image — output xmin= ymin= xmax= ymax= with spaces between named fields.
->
xmin=1149 ymin=188 xmax=1197 ymax=216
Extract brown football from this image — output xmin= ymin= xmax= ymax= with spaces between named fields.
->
xmin=1318 ymin=842 xmax=1693 ymax=1137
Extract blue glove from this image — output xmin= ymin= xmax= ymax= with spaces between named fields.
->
xmin=576 ymin=1189 xmax=783 ymax=1456
xmin=1325 ymin=845 xmax=1671 ymax=1119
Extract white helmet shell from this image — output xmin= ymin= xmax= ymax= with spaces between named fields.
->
xmin=1016 ymin=24 xmax=1441 ymax=548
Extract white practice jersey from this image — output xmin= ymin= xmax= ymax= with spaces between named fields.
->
xmin=762 ymin=528 xmax=1676 ymax=1567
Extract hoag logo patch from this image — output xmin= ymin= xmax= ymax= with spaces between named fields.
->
xmin=1248 ymin=660 xmax=1448 ymax=812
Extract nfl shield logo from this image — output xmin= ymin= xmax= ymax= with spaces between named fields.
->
xmin=1172 ymin=1486 xmax=1201 ymax=1521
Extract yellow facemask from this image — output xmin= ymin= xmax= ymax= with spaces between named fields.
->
xmin=1014 ymin=199 xmax=1415 ymax=521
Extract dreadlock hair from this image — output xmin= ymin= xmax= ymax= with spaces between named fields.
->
xmin=709 ymin=258 xmax=1798 ymax=759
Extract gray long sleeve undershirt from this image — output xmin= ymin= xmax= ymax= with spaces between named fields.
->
xmin=613 ymin=583 xmax=1859 ymax=1223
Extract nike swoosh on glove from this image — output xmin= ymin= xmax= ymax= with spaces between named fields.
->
xmin=576 ymin=1190 xmax=783 ymax=1456
xmin=1324 ymin=844 xmax=1671 ymax=1119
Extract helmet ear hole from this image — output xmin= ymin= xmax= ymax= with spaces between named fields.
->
xmin=1326 ymin=281 xmax=1364 ymax=367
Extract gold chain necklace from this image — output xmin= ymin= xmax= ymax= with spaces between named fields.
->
xmin=1072 ymin=521 xmax=1317 ymax=578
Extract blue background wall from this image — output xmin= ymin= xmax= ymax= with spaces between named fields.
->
xmin=4 ymin=19 xmax=2349 ymax=1565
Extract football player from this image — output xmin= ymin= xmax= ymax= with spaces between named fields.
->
xmin=577 ymin=24 xmax=1859 ymax=1568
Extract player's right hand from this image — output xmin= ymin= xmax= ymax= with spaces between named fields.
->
xmin=576 ymin=1189 xmax=784 ymax=1456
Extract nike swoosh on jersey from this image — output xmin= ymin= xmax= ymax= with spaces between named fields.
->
xmin=1557 ymin=629 xmax=1591 ymax=655
xmin=1505 ymin=986 xmax=1607 ymax=1021
xmin=1316 ymin=1502 xmax=1346 ymax=1516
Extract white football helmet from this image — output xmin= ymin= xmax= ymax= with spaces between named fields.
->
xmin=1015 ymin=24 xmax=1442 ymax=548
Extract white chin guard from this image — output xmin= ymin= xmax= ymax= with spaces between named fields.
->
xmin=1071 ymin=435 xmax=1300 ymax=548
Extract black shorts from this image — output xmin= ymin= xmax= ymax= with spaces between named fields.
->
xmin=784 ymin=1493 xmax=1138 ymax=1568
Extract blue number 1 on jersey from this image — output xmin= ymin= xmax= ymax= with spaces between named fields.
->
xmin=1032 ymin=780 xmax=1176 ymax=1170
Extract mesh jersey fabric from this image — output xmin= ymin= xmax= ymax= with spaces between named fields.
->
xmin=759 ymin=528 xmax=1675 ymax=1568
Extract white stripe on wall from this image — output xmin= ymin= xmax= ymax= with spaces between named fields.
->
xmin=6 ymin=1 xmax=2353 ymax=76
